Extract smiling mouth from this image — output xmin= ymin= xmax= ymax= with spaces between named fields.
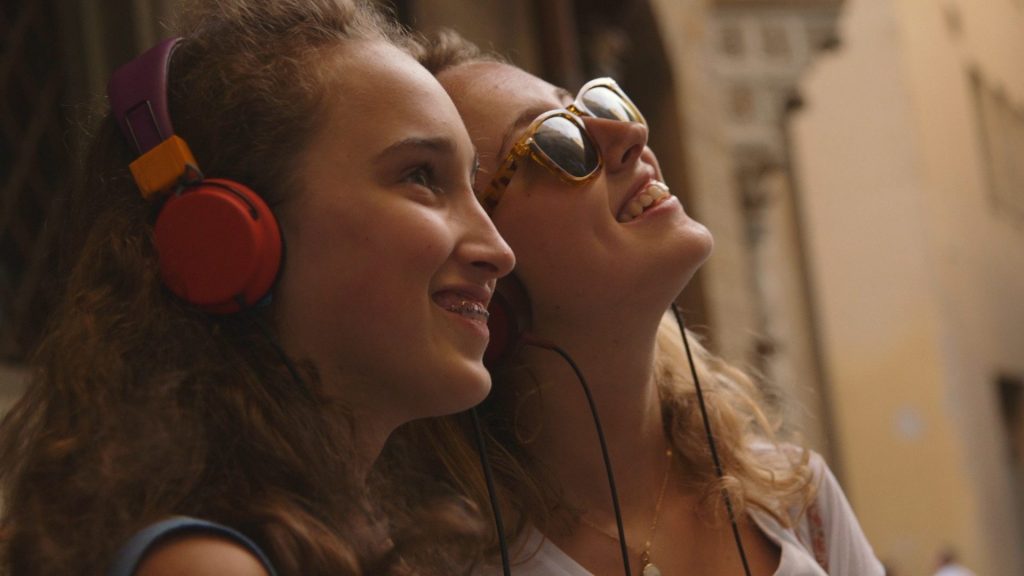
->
xmin=444 ymin=300 xmax=490 ymax=321
xmin=617 ymin=181 xmax=672 ymax=223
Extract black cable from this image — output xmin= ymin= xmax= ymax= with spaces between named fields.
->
xmin=476 ymin=307 xmax=753 ymax=575
xmin=469 ymin=408 xmax=512 ymax=576
xmin=240 ymin=298 xmax=307 ymax=390
xmin=523 ymin=337 xmax=633 ymax=576
xmin=670 ymin=304 xmax=752 ymax=576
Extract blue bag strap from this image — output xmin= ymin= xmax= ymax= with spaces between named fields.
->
xmin=107 ymin=516 xmax=278 ymax=576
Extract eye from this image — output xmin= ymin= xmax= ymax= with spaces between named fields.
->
xmin=470 ymin=155 xmax=481 ymax=184
xmin=403 ymin=164 xmax=443 ymax=194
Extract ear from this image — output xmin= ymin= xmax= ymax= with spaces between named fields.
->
xmin=154 ymin=179 xmax=282 ymax=313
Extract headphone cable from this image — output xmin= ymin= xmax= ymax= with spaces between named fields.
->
xmin=523 ymin=336 xmax=633 ymax=576
xmin=470 ymin=408 xmax=513 ymax=575
xmin=239 ymin=300 xmax=308 ymax=391
xmin=670 ymin=303 xmax=752 ymax=576
xmin=474 ymin=307 xmax=753 ymax=576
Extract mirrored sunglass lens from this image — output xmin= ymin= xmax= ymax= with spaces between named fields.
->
xmin=580 ymin=86 xmax=640 ymax=123
xmin=533 ymin=116 xmax=598 ymax=178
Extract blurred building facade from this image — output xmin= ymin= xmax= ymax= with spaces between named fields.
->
xmin=0 ymin=0 xmax=1021 ymax=575
xmin=0 ymin=0 xmax=181 ymax=405
xmin=792 ymin=0 xmax=1024 ymax=575
xmin=706 ymin=0 xmax=845 ymax=473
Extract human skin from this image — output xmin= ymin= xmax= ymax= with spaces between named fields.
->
xmin=273 ymin=41 xmax=515 ymax=469
xmin=136 ymin=41 xmax=517 ymax=576
xmin=437 ymin=62 xmax=782 ymax=575
xmin=441 ymin=63 xmax=712 ymax=344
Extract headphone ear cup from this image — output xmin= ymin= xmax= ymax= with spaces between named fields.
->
xmin=484 ymin=274 xmax=531 ymax=368
xmin=154 ymin=178 xmax=282 ymax=314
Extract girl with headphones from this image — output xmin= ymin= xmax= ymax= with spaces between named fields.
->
xmin=0 ymin=2 xmax=513 ymax=575
xmin=403 ymin=32 xmax=885 ymax=576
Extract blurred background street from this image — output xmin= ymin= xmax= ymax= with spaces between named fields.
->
xmin=1 ymin=1 xmax=1021 ymax=574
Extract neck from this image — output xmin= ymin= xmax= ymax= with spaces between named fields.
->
xmin=342 ymin=395 xmax=409 ymax=483
xmin=516 ymin=305 xmax=674 ymax=520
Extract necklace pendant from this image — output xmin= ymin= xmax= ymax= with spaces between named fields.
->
xmin=642 ymin=562 xmax=662 ymax=576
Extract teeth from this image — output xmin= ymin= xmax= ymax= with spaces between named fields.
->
xmin=618 ymin=181 xmax=671 ymax=222
xmin=445 ymin=300 xmax=490 ymax=320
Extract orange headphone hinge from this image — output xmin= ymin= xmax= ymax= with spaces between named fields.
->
xmin=128 ymin=135 xmax=199 ymax=200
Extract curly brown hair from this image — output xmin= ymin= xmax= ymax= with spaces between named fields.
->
xmin=401 ymin=29 xmax=817 ymax=558
xmin=0 ymin=3 xmax=481 ymax=575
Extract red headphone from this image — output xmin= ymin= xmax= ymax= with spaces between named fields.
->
xmin=108 ymin=38 xmax=282 ymax=314
xmin=483 ymin=274 xmax=534 ymax=368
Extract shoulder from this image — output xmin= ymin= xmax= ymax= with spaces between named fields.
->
xmin=747 ymin=442 xmax=833 ymax=487
xmin=799 ymin=451 xmax=887 ymax=575
xmin=746 ymin=440 xmax=814 ymax=473
xmin=748 ymin=439 xmax=804 ymax=459
xmin=804 ymin=450 xmax=849 ymax=515
xmin=935 ymin=566 xmax=978 ymax=576
xmin=134 ymin=534 xmax=271 ymax=576
xmin=746 ymin=443 xmax=885 ymax=574
xmin=479 ymin=526 xmax=591 ymax=576
xmin=761 ymin=446 xmax=849 ymax=525
xmin=108 ymin=517 xmax=276 ymax=576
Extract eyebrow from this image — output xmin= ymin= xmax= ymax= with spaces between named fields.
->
xmin=373 ymin=135 xmax=480 ymax=184
xmin=496 ymin=87 xmax=575 ymax=160
xmin=373 ymin=136 xmax=456 ymax=164
xmin=497 ymin=107 xmax=547 ymax=159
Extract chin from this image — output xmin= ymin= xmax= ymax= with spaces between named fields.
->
xmin=685 ymin=215 xmax=714 ymax=251
xmin=676 ymin=219 xmax=714 ymax=269
xmin=429 ymin=364 xmax=493 ymax=416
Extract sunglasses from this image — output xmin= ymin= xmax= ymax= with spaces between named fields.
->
xmin=477 ymin=77 xmax=646 ymax=213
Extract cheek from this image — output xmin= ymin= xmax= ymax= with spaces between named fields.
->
xmin=346 ymin=216 xmax=464 ymax=347
xmin=497 ymin=196 xmax=598 ymax=272
xmin=382 ymin=212 xmax=455 ymax=272
xmin=278 ymin=215 xmax=459 ymax=372
xmin=499 ymin=226 xmax=585 ymax=310
xmin=281 ymin=206 xmax=448 ymax=323
xmin=341 ymin=214 xmax=453 ymax=301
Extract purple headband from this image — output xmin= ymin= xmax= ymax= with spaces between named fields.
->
xmin=107 ymin=37 xmax=183 ymax=155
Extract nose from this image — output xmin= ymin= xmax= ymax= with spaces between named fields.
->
xmin=459 ymin=197 xmax=516 ymax=280
xmin=583 ymin=116 xmax=649 ymax=174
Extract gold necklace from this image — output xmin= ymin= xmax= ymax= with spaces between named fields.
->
xmin=579 ymin=447 xmax=673 ymax=576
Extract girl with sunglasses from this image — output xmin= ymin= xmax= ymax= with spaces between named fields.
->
xmin=405 ymin=32 xmax=884 ymax=576
xmin=0 ymin=3 xmax=514 ymax=575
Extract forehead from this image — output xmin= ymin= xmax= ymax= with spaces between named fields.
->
xmin=438 ymin=62 xmax=569 ymax=159
xmin=321 ymin=40 xmax=466 ymax=145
